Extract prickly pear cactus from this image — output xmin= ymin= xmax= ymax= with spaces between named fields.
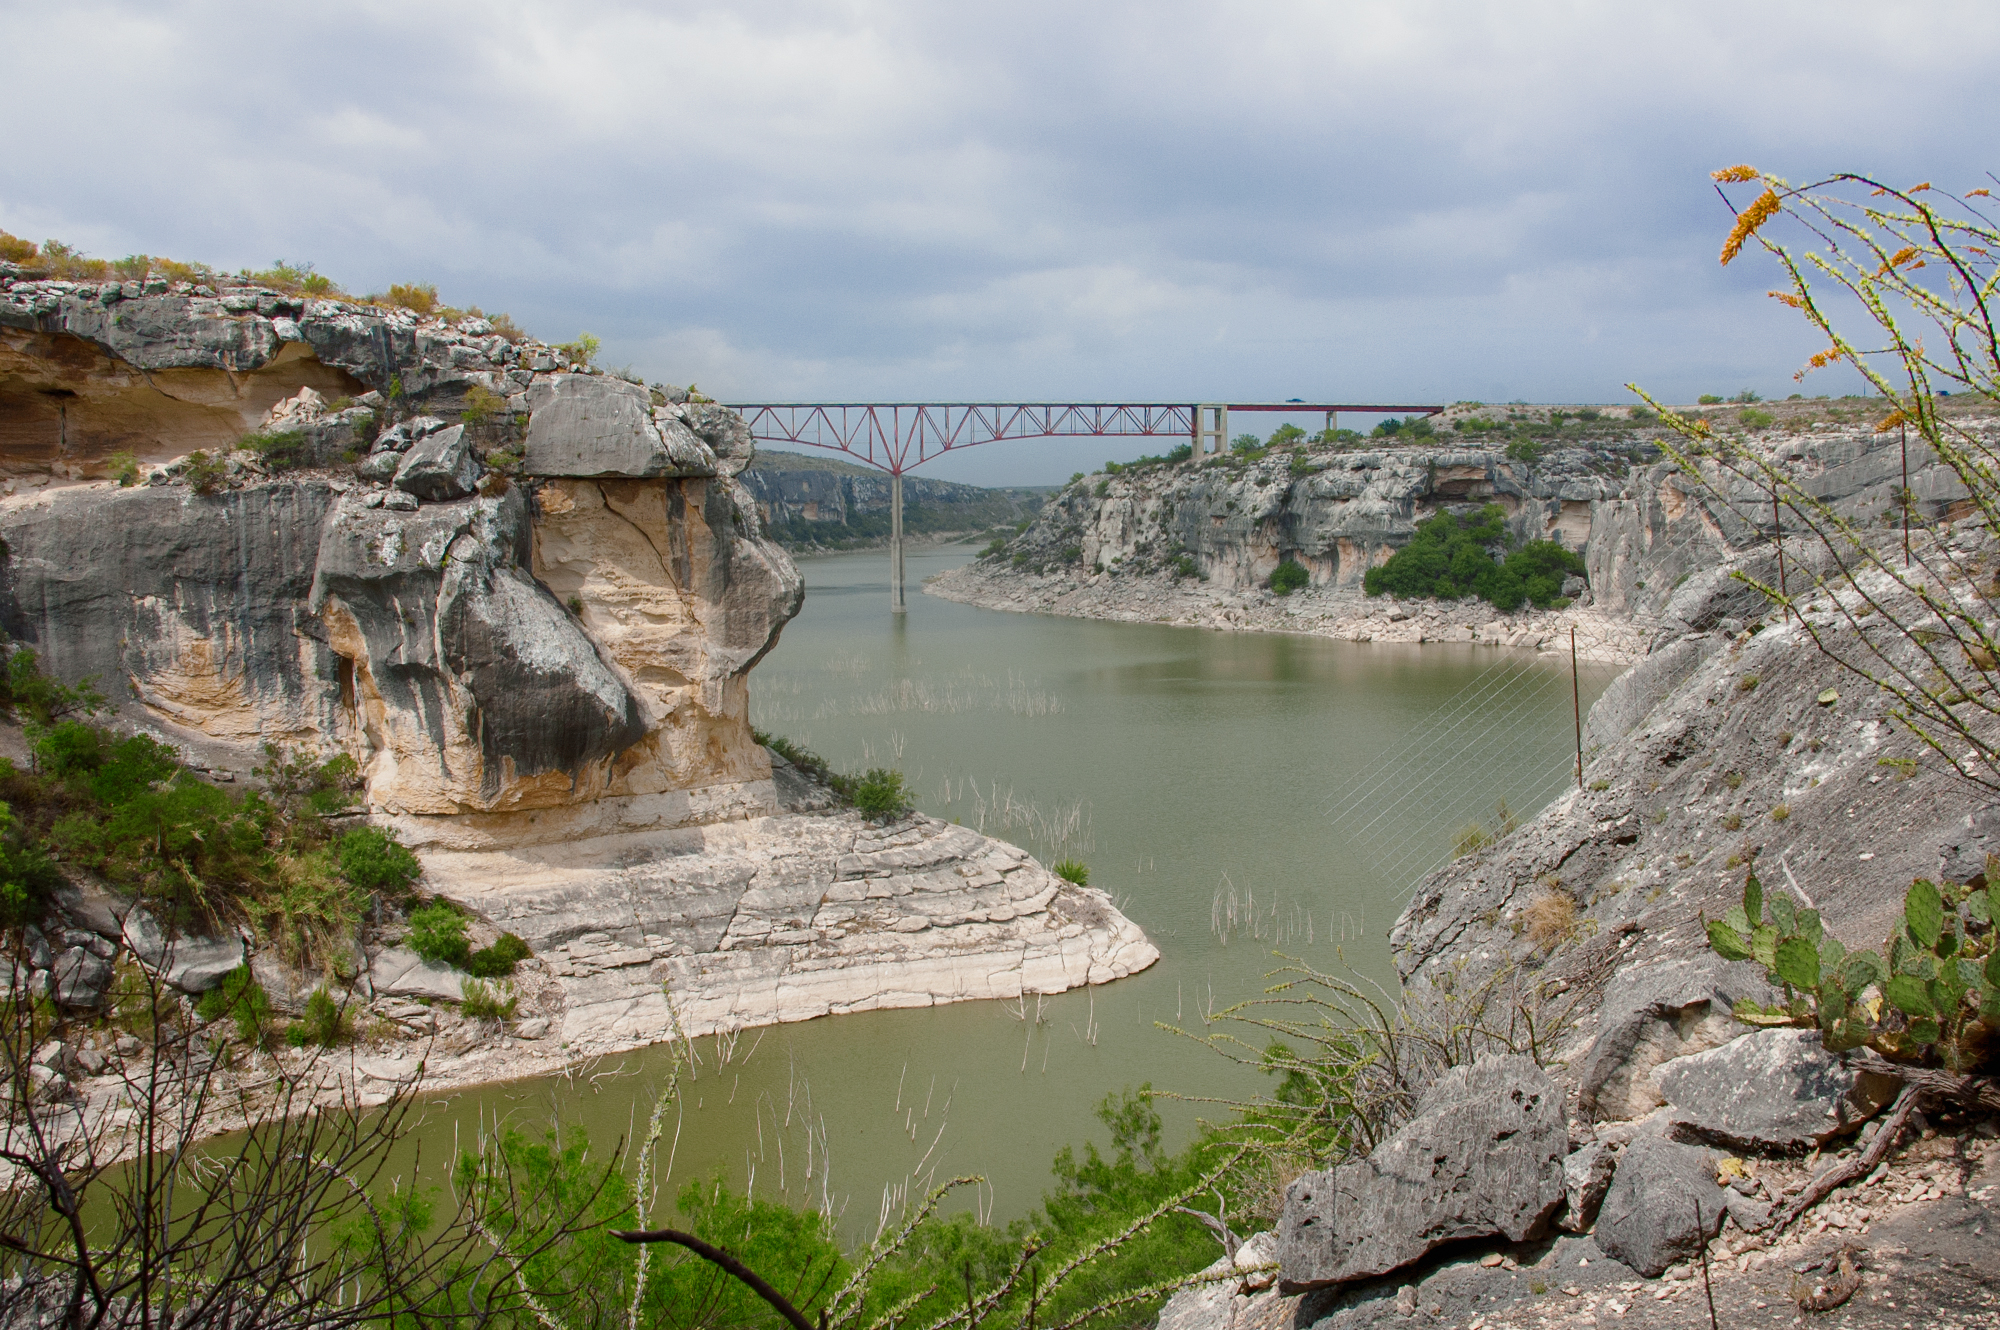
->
xmin=1705 ymin=869 xmax=1998 ymax=1071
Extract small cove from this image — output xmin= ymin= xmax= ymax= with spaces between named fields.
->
xmin=391 ymin=543 xmax=1617 ymax=1236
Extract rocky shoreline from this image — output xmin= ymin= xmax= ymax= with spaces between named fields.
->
xmin=926 ymin=562 xmax=1652 ymax=665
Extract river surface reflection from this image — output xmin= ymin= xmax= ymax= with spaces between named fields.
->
xmin=392 ymin=543 xmax=1615 ymax=1237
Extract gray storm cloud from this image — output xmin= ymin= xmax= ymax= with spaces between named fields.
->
xmin=3 ymin=0 xmax=1994 ymax=482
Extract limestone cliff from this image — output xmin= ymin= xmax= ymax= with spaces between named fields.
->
xmin=0 ymin=266 xmax=801 ymax=843
xmin=930 ymin=401 xmax=1987 ymax=658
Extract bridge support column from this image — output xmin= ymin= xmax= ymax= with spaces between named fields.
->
xmin=1196 ymin=403 xmax=1228 ymax=456
xmin=890 ymin=471 xmax=907 ymax=614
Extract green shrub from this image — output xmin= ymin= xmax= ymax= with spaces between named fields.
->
xmin=1052 ymin=859 xmax=1089 ymax=886
xmin=407 ymin=900 xmax=471 ymax=969
xmin=197 ymin=965 xmax=273 ymax=1045
xmin=1230 ymin=433 xmax=1263 ymax=453
xmin=852 ymin=768 xmax=912 ymax=820
xmin=183 ymin=450 xmax=228 ymax=495
xmin=285 ymin=986 xmax=351 ymax=1048
xmin=467 ymin=932 xmax=532 ymax=978
xmin=1061 ymin=545 xmax=1084 ymax=564
xmin=1361 ymin=504 xmax=1582 ymax=611
xmin=239 ymin=429 xmax=311 ymax=472
xmin=554 ymin=332 xmax=600 ymax=367
xmin=460 ymin=978 xmax=520 ymax=1022
xmin=256 ymin=745 xmax=361 ymax=830
xmin=1504 ymin=438 xmax=1543 ymax=463
xmin=461 ymin=384 xmax=504 ymax=424
xmin=1289 ymin=450 xmax=1315 ymax=477
xmin=1094 ymin=480 xmax=1111 ymax=498
xmin=1739 ymin=408 xmax=1775 ymax=429
xmin=979 ymin=536 xmax=1008 ymax=559
xmin=107 ymin=451 xmax=139 ymax=487
xmin=0 ymin=646 xmax=106 ymax=726
xmin=385 ymin=283 xmax=439 ymax=316
xmin=0 ymin=806 xmax=60 ymax=929
xmin=1697 ymin=393 xmax=1723 ymax=405
xmin=1268 ymin=560 xmax=1310 ymax=596
xmin=337 ymin=826 xmax=420 ymax=898
xmin=1171 ymin=553 xmax=1199 ymax=580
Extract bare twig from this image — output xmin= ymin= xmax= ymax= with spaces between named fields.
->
xmin=1773 ymin=1082 xmax=1922 ymax=1232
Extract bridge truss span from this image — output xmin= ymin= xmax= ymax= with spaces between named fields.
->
xmin=728 ymin=401 xmax=1445 ymax=476
xmin=731 ymin=402 xmax=1199 ymax=476
xmin=726 ymin=398 xmax=1443 ymax=612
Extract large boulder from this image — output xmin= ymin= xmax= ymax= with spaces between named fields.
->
xmin=368 ymin=947 xmax=463 ymax=1001
xmin=1938 ymin=804 xmax=2000 ymax=884
xmin=51 ymin=947 xmax=114 ymax=1008
xmin=1577 ymin=955 xmax=1776 ymax=1121
xmin=120 ymin=908 xmax=244 ymax=993
xmin=1557 ymin=1142 xmax=1618 ymax=1233
xmin=1658 ymin=1028 xmax=1900 ymax=1152
xmin=522 ymin=375 xmax=717 ymax=479
xmin=393 ymin=422 xmax=480 ymax=501
xmin=1277 ymin=1054 xmax=1567 ymax=1290
xmin=1592 ymin=1136 xmax=1725 ymax=1278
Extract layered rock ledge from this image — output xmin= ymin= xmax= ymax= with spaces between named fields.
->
xmin=418 ymin=809 xmax=1158 ymax=1052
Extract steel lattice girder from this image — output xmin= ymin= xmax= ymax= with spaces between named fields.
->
xmin=727 ymin=402 xmax=1442 ymax=475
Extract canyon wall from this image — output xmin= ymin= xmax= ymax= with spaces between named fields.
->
xmin=933 ymin=408 xmax=1981 ymax=643
xmin=0 ymin=267 xmax=802 ymax=846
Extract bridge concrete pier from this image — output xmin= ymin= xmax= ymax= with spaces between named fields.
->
xmin=1196 ymin=403 xmax=1228 ymax=456
xmin=890 ymin=471 xmax=907 ymax=613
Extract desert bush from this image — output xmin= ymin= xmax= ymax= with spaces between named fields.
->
xmin=460 ymin=978 xmax=520 ymax=1022
xmin=467 ymin=932 xmax=533 ymax=978
xmin=384 ymin=282 xmax=438 ymax=316
xmin=460 ymin=383 xmax=504 ymax=424
xmin=336 ymin=825 xmax=421 ymax=898
xmin=247 ymin=260 xmax=336 ymax=297
xmin=1361 ymin=503 xmax=1583 ymax=611
xmin=1053 ymin=858 xmax=1090 ymax=886
xmin=107 ymin=450 xmax=139 ymax=487
xmin=197 ymin=965 xmax=274 ymax=1046
xmin=286 ymin=986 xmax=351 ymax=1048
xmin=1637 ymin=168 xmax=2000 ymax=794
xmin=182 ymin=450 xmax=228 ymax=494
xmin=407 ymin=899 xmax=471 ymax=969
xmin=852 ymin=768 xmax=913 ymax=820
xmin=1522 ymin=888 xmax=1579 ymax=949
xmin=1452 ymin=823 xmax=1491 ymax=857
xmin=556 ymin=332 xmax=601 ymax=367
xmin=1268 ymin=560 xmax=1310 ymax=596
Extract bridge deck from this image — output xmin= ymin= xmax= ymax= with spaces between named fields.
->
xmin=728 ymin=401 xmax=1443 ymax=475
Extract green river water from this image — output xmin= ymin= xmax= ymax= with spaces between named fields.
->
xmin=394 ymin=544 xmax=1616 ymax=1238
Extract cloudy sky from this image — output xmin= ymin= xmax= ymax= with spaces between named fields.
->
xmin=4 ymin=0 xmax=1994 ymax=483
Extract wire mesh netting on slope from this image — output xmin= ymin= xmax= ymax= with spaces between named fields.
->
xmin=1325 ymin=486 xmax=1783 ymax=903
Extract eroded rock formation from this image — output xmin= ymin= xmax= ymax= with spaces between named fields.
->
xmin=0 ymin=263 xmax=1157 ymax=1050
xmin=0 ymin=270 xmax=799 ymax=841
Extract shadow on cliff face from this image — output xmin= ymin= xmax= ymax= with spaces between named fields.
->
xmin=0 ymin=273 xmax=804 ymax=834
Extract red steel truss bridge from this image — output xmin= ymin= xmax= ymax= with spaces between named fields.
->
xmin=727 ymin=401 xmax=1446 ymax=478
xmin=725 ymin=400 xmax=1445 ymax=612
